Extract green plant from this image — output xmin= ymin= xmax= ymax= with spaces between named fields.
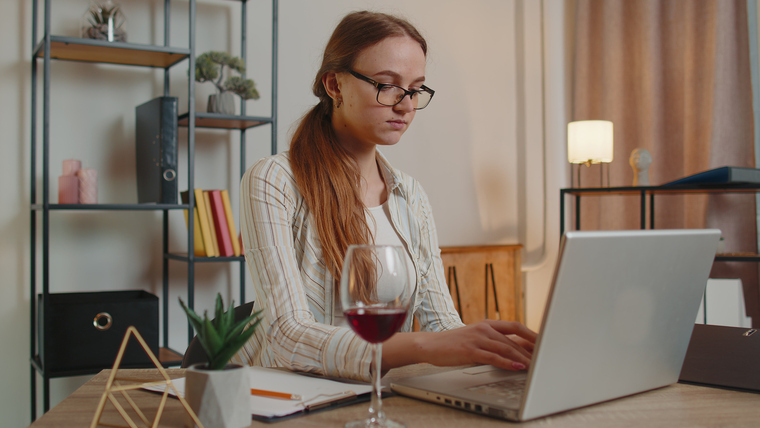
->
xmin=179 ymin=293 xmax=262 ymax=370
xmin=195 ymin=51 xmax=261 ymax=100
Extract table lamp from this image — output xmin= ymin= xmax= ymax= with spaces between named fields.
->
xmin=567 ymin=120 xmax=614 ymax=187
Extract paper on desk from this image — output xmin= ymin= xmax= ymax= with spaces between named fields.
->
xmin=142 ymin=366 xmax=372 ymax=418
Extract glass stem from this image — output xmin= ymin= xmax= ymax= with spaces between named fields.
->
xmin=368 ymin=342 xmax=385 ymax=423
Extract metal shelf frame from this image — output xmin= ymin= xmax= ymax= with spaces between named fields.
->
xmin=560 ymin=184 xmax=760 ymax=262
xmin=28 ymin=0 xmax=278 ymax=421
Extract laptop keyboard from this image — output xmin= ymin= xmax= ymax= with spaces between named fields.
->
xmin=467 ymin=377 xmax=527 ymax=401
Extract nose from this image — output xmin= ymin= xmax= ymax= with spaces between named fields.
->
xmin=393 ymin=93 xmax=416 ymax=113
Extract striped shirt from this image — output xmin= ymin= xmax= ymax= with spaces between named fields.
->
xmin=235 ymin=151 xmax=464 ymax=381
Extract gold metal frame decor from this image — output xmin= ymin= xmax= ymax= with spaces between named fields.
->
xmin=90 ymin=326 xmax=204 ymax=428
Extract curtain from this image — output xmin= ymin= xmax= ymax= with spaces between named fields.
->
xmin=571 ymin=0 xmax=759 ymax=326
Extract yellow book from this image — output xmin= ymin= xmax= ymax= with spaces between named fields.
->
xmin=194 ymin=188 xmax=217 ymax=257
xmin=220 ymin=190 xmax=241 ymax=257
xmin=181 ymin=191 xmax=206 ymax=257
xmin=203 ymin=190 xmax=220 ymax=256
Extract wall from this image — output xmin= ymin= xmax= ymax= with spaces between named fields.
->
xmin=0 ymin=0 xmax=569 ymax=425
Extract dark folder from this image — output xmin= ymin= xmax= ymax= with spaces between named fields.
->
xmin=135 ymin=97 xmax=178 ymax=204
xmin=664 ymin=166 xmax=760 ymax=187
xmin=679 ymin=324 xmax=760 ymax=392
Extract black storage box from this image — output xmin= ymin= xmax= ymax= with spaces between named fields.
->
xmin=38 ymin=290 xmax=159 ymax=372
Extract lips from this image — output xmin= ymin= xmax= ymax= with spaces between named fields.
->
xmin=387 ymin=120 xmax=407 ymax=130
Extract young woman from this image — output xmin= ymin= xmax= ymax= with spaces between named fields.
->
xmin=237 ymin=11 xmax=536 ymax=382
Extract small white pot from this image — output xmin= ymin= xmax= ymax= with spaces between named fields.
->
xmin=185 ymin=363 xmax=250 ymax=428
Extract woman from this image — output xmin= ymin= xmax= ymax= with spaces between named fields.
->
xmin=237 ymin=11 xmax=536 ymax=382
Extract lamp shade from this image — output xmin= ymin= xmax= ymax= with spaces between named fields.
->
xmin=567 ymin=120 xmax=614 ymax=164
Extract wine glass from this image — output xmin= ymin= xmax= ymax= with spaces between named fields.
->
xmin=341 ymin=245 xmax=413 ymax=428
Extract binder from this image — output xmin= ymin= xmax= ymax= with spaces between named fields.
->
xmin=136 ymin=97 xmax=179 ymax=204
xmin=208 ymin=190 xmax=234 ymax=257
xmin=679 ymin=324 xmax=760 ymax=392
xmin=664 ymin=166 xmax=760 ymax=187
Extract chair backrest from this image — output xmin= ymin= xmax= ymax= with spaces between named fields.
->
xmin=181 ymin=300 xmax=256 ymax=368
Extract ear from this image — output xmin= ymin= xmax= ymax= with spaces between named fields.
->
xmin=322 ymin=71 xmax=342 ymax=101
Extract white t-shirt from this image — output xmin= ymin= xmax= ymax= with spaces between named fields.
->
xmin=333 ymin=201 xmax=416 ymax=327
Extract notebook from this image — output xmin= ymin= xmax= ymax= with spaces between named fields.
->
xmin=679 ymin=323 xmax=760 ymax=392
xmin=143 ymin=366 xmax=373 ymax=421
xmin=391 ymin=229 xmax=721 ymax=421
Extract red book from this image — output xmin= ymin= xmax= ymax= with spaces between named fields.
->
xmin=208 ymin=190 xmax=234 ymax=257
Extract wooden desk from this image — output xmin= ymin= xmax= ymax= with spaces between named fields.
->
xmin=30 ymin=365 xmax=760 ymax=427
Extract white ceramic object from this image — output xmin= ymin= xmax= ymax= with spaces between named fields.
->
xmin=629 ymin=148 xmax=652 ymax=186
xmin=185 ymin=364 xmax=251 ymax=428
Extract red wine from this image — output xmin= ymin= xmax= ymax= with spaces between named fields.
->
xmin=345 ymin=308 xmax=408 ymax=343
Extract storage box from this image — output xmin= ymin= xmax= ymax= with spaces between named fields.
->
xmin=38 ymin=290 xmax=159 ymax=372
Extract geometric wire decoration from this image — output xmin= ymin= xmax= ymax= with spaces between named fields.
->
xmin=90 ymin=326 xmax=204 ymax=428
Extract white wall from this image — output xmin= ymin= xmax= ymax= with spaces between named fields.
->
xmin=0 ymin=1 xmax=569 ymax=425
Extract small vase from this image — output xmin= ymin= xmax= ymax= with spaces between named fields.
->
xmin=81 ymin=0 xmax=127 ymax=42
xmin=185 ymin=363 xmax=250 ymax=428
xmin=207 ymin=93 xmax=235 ymax=115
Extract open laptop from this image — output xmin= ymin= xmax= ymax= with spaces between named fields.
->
xmin=391 ymin=229 xmax=721 ymax=421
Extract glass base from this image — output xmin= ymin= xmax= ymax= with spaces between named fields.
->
xmin=345 ymin=418 xmax=405 ymax=428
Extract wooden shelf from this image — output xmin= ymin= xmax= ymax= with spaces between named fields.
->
xmin=562 ymin=185 xmax=760 ymax=197
xmin=31 ymin=347 xmax=183 ymax=378
xmin=166 ymin=253 xmax=245 ymax=263
xmin=32 ymin=203 xmax=186 ymax=211
xmin=178 ymin=112 xmax=272 ymax=129
xmin=715 ymin=253 xmax=760 ymax=262
xmin=34 ymin=36 xmax=190 ymax=68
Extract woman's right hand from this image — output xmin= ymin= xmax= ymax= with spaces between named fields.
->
xmin=383 ymin=320 xmax=537 ymax=371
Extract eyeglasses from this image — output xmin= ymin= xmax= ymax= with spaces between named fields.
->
xmin=349 ymin=70 xmax=435 ymax=110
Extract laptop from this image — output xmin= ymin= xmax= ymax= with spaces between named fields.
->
xmin=391 ymin=229 xmax=721 ymax=421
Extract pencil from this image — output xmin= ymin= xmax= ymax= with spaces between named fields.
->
xmin=250 ymin=388 xmax=302 ymax=400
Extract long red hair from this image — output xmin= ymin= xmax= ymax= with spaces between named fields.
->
xmin=289 ymin=11 xmax=427 ymax=282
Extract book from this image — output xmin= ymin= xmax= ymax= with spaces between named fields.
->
xmin=664 ymin=166 xmax=760 ymax=187
xmin=203 ymin=191 xmax=220 ymax=256
xmin=135 ymin=97 xmax=178 ymax=204
xmin=208 ymin=190 xmax=234 ymax=257
xmin=180 ymin=191 xmax=206 ymax=257
xmin=194 ymin=189 xmax=217 ymax=257
xmin=220 ymin=189 xmax=241 ymax=257
xmin=141 ymin=366 xmax=372 ymax=421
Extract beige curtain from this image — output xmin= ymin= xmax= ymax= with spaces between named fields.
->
xmin=572 ymin=0 xmax=758 ymax=326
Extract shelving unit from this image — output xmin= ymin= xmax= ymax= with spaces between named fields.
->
xmin=559 ymin=185 xmax=760 ymax=263
xmin=29 ymin=0 xmax=277 ymax=420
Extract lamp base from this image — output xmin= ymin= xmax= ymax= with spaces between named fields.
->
xmin=571 ymin=162 xmax=611 ymax=188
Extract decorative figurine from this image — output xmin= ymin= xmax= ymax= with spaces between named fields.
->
xmin=629 ymin=148 xmax=652 ymax=186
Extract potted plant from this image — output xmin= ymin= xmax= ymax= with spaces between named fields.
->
xmin=195 ymin=51 xmax=261 ymax=115
xmin=179 ymin=294 xmax=262 ymax=428
xmin=81 ymin=0 xmax=127 ymax=42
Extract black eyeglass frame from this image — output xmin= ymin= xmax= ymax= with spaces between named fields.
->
xmin=348 ymin=70 xmax=435 ymax=110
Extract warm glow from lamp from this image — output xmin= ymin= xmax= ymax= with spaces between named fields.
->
xmin=567 ymin=120 xmax=614 ymax=165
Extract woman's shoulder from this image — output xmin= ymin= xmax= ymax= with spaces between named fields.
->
xmin=245 ymin=151 xmax=294 ymax=179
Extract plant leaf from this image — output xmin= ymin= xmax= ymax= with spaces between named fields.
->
xmin=210 ymin=318 xmax=261 ymax=370
xmin=224 ymin=310 xmax=262 ymax=343
xmin=178 ymin=298 xmax=204 ymax=335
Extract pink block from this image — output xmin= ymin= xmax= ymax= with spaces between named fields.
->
xmin=58 ymin=175 xmax=79 ymax=204
xmin=62 ymin=159 xmax=81 ymax=176
xmin=77 ymin=168 xmax=98 ymax=204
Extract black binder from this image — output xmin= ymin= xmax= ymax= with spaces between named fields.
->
xmin=135 ymin=96 xmax=178 ymax=204
xmin=679 ymin=324 xmax=760 ymax=392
